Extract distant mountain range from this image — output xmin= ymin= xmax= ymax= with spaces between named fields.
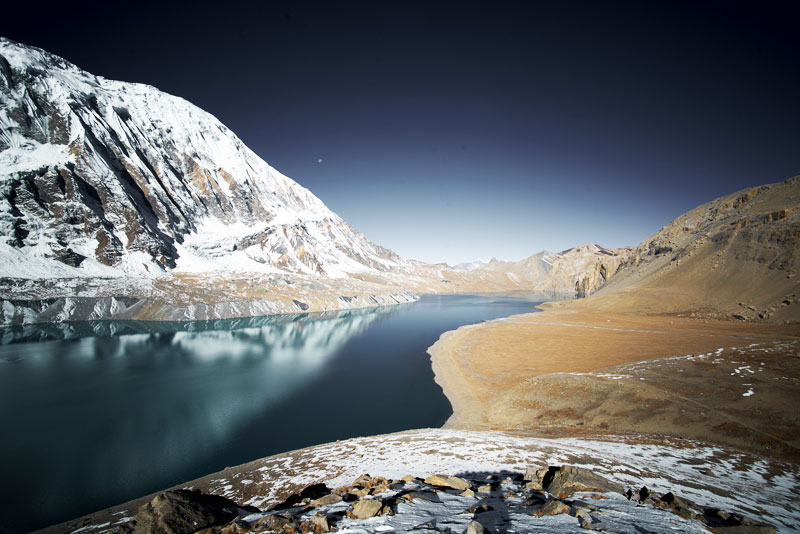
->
xmin=4 ymin=37 xmax=795 ymax=325
xmin=0 ymin=37 xmax=635 ymax=323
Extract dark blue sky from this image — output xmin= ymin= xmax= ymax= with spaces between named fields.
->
xmin=5 ymin=1 xmax=799 ymax=263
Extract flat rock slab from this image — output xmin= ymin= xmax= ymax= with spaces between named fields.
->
xmin=424 ymin=475 xmax=472 ymax=490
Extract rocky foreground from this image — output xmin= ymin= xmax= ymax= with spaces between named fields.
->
xmin=46 ymin=429 xmax=800 ymax=534
xmin=105 ymin=467 xmax=775 ymax=534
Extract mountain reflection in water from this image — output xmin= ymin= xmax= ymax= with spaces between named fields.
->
xmin=0 ymin=306 xmax=402 ymax=532
xmin=0 ymin=293 xmax=551 ymax=534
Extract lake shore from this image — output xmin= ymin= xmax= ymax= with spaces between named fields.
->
xmin=427 ymin=304 xmax=800 ymax=461
xmin=32 ymin=295 xmax=800 ymax=533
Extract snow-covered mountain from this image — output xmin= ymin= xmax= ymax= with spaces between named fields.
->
xmin=0 ymin=37 xmax=403 ymax=280
xmin=451 ymin=260 xmax=489 ymax=271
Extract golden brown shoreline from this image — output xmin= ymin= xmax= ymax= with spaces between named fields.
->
xmin=428 ymin=305 xmax=800 ymax=461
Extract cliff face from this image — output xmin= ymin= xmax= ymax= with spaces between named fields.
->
xmin=0 ymin=37 xmax=403 ymax=280
xmin=589 ymin=176 xmax=800 ymax=321
xmin=547 ymin=244 xmax=630 ymax=297
xmin=474 ymin=245 xmax=630 ymax=298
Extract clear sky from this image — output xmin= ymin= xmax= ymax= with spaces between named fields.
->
xmin=4 ymin=1 xmax=800 ymax=264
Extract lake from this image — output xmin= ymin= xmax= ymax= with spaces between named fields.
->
xmin=0 ymin=292 xmax=556 ymax=533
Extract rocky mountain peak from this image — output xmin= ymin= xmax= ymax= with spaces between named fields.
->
xmin=0 ymin=37 xmax=403 ymax=280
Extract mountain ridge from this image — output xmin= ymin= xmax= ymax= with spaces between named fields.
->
xmin=0 ymin=36 xmax=404 ymax=280
xmin=579 ymin=176 xmax=800 ymax=321
xmin=0 ymin=37 xmax=631 ymax=324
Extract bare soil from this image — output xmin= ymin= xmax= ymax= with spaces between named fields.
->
xmin=429 ymin=307 xmax=800 ymax=462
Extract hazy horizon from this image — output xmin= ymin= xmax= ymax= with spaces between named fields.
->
xmin=5 ymin=1 xmax=799 ymax=264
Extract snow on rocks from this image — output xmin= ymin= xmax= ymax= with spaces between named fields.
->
xmin=190 ymin=429 xmax=798 ymax=533
xmin=108 ymin=467 xmax=777 ymax=534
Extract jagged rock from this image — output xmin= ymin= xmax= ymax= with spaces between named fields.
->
xmin=459 ymin=488 xmax=475 ymax=497
xmin=523 ymin=466 xmax=549 ymax=489
xmin=541 ymin=466 xmax=625 ymax=499
xmin=424 ymin=474 xmax=472 ymax=490
xmin=477 ymin=484 xmax=493 ymax=493
xmin=350 ymin=499 xmax=384 ymax=519
xmin=532 ymin=499 xmax=571 ymax=516
xmin=127 ymin=489 xmax=254 ymax=534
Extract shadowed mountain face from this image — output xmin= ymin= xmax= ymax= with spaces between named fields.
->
xmin=587 ymin=176 xmax=800 ymax=322
xmin=0 ymin=37 xmax=402 ymax=279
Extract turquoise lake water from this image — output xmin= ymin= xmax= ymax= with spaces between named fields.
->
xmin=0 ymin=292 xmax=555 ymax=533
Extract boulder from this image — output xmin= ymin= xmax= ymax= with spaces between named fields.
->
xmin=523 ymin=466 xmax=549 ymax=490
xmin=424 ymin=475 xmax=472 ymax=491
xmin=466 ymin=520 xmax=487 ymax=534
xmin=311 ymin=516 xmax=330 ymax=532
xmin=351 ymin=499 xmax=383 ymax=519
xmin=541 ymin=466 xmax=624 ymax=499
xmin=129 ymin=489 xmax=254 ymax=534
xmin=310 ymin=494 xmax=343 ymax=507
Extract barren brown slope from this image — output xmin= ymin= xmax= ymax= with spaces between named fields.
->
xmin=428 ymin=176 xmax=800 ymax=461
xmin=563 ymin=175 xmax=800 ymax=322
